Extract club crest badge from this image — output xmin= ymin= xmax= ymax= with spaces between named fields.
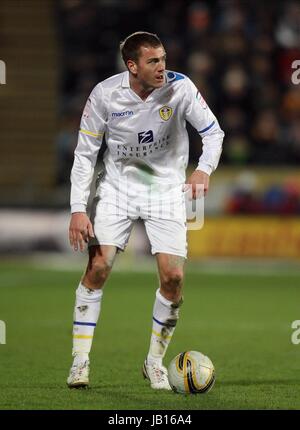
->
xmin=83 ymin=97 xmax=91 ymax=119
xmin=196 ymin=90 xmax=207 ymax=109
xmin=159 ymin=105 xmax=173 ymax=121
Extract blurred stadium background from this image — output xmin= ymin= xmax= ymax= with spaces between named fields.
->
xmin=0 ymin=0 xmax=300 ymax=265
xmin=1 ymin=0 xmax=300 ymax=410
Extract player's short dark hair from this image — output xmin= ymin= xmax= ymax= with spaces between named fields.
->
xmin=120 ymin=31 xmax=162 ymax=65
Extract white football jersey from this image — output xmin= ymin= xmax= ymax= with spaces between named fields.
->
xmin=71 ymin=70 xmax=224 ymax=213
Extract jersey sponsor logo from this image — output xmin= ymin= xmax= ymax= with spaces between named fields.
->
xmin=138 ymin=130 xmax=154 ymax=144
xmin=196 ymin=90 xmax=207 ymax=109
xmin=159 ymin=105 xmax=173 ymax=121
xmin=116 ymin=134 xmax=170 ymax=158
xmin=111 ymin=110 xmax=134 ymax=118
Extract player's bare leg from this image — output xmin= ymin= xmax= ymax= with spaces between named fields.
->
xmin=67 ymin=245 xmax=117 ymax=388
xmin=82 ymin=244 xmax=117 ymax=290
xmin=156 ymin=253 xmax=185 ymax=303
xmin=143 ymin=253 xmax=185 ymax=390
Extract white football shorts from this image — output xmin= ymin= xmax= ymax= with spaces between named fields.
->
xmin=88 ymin=180 xmax=187 ymax=258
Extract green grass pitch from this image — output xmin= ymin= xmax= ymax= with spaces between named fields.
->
xmin=0 ymin=260 xmax=300 ymax=410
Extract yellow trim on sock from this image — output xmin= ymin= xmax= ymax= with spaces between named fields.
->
xmin=152 ymin=329 xmax=172 ymax=340
xmin=73 ymin=334 xmax=93 ymax=339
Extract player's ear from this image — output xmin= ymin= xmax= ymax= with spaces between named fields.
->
xmin=127 ymin=59 xmax=138 ymax=75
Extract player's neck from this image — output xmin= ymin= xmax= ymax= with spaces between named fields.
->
xmin=129 ymin=75 xmax=154 ymax=101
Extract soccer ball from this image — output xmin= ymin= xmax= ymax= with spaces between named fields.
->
xmin=168 ymin=351 xmax=215 ymax=394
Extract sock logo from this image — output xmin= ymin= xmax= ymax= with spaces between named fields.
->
xmin=77 ymin=305 xmax=89 ymax=316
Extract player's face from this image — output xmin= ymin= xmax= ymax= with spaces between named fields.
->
xmin=133 ymin=45 xmax=166 ymax=89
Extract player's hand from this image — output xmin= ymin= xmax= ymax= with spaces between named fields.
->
xmin=69 ymin=212 xmax=95 ymax=252
xmin=185 ymin=170 xmax=210 ymax=199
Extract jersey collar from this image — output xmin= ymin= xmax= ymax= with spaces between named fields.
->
xmin=121 ymin=71 xmax=130 ymax=88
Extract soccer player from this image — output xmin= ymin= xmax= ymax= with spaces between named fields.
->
xmin=67 ymin=32 xmax=224 ymax=390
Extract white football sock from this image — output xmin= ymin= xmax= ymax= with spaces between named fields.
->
xmin=147 ymin=288 xmax=182 ymax=366
xmin=72 ymin=282 xmax=103 ymax=360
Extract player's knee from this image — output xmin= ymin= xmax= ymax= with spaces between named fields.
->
xmin=160 ymin=276 xmax=183 ymax=303
xmin=88 ymin=258 xmax=112 ymax=284
xmin=92 ymin=259 xmax=111 ymax=276
xmin=161 ymin=268 xmax=183 ymax=290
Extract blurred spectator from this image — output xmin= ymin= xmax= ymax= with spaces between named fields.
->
xmin=225 ymin=170 xmax=262 ymax=214
xmin=224 ymin=134 xmax=252 ymax=165
xmin=281 ymin=86 xmax=300 ymax=120
xmin=275 ymin=0 xmax=300 ymax=49
xmin=226 ymin=172 xmax=300 ymax=215
xmin=251 ymin=109 xmax=287 ymax=163
xmin=55 ymin=0 xmax=300 ymax=187
xmin=286 ymin=120 xmax=300 ymax=161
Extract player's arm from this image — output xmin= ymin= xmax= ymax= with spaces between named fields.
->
xmin=184 ymin=78 xmax=224 ymax=199
xmin=69 ymin=84 xmax=106 ymax=251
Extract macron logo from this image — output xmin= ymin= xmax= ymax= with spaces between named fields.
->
xmin=112 ymin=110 xmax=134 ymax=118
